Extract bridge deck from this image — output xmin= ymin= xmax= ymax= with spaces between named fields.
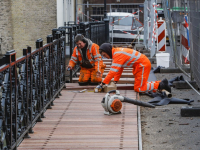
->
xmin=18 ymin=89 xmax=138 ymax=150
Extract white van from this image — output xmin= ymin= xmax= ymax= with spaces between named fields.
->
xmin=107 ymin=12 xmax=144 ymax=43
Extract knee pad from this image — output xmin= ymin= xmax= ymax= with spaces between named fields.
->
xmin=89 ymin=82 xmax=99 ymax=85
xmin=78 ymin=82 xmax=89 ymax=86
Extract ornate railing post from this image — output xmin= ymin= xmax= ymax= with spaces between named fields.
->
xmin=47 ymin=34 xmax=53 ymax=108
xmin=5 ymin=50 xmax=17 ymax=149
xmin=54 ymin=31 xmax=62 ymax=98
xmin=35 ymin=38 xmax=43 ymax=122
xmin=22 ymin=46 xmax=33 ymax=138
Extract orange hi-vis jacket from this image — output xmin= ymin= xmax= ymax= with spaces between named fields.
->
xmin=102 ymin=47 xmax=160 ymax=93
xmin=68 ymin=39 xmax=104 ymax=73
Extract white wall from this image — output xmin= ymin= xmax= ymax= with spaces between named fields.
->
xmin=57 ymin=0 xmax=76 ymax=27
xmin=57 ymin=0 xmax=64 ymax=28
xmin=65 ymin=0 xmax=76 ymax=25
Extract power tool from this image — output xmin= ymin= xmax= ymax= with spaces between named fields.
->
xmin=101 ymin=90 xmax=155 ymax=115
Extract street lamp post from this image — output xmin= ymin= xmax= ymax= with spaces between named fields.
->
xmin=104 ymin=0 xmax=109 ymax=42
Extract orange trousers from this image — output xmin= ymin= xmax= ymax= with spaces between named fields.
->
xmin=79 ymin=64 xmax=106 ymax=83
xmin=133 ymin=57 xmax=160 ymax=93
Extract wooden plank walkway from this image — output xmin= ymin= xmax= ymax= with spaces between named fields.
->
xmin=71 ymin=59 xmax=135 ymax=84
xmin=18 ymin=89 xmax=138 ymax=150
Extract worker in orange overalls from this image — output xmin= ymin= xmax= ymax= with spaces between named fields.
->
xmin=98 ymin=43 xmax=171 ymax=93
xmin=67 ymin=34 xmax=106 ymax=86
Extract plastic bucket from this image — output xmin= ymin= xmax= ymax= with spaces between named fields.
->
xmin=156 ymin=53 xmax=170 ymax=68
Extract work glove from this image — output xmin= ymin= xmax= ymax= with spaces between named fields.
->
xmin=94 ymin=83 xmax=103 ymax=93
xmin=66 ymin=66 xmax=72 ymax=71
xmin=96 ymin=84 xmax=102 ymax=89
xmin=96 ymin=82 xmax=105 ymax=89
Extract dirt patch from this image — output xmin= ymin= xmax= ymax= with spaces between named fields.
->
xmin=140 ymin=73 xmax=200 ymax=150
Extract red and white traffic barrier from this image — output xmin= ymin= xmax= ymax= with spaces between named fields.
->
xmin=157 ymin=18 xmax=166 ymax=52
xmin=180 ymin=16 xmax=190 ymax=64
xmin=152 ymin=3 xmax=160 ymax=46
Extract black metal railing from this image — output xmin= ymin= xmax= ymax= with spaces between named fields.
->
xmin=0 ymin=31 xmax=65 ymax=150
xmin=79 ymin=21 xmax=106 ymax=46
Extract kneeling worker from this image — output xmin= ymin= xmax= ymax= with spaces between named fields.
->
xmin=98 ymin=43 xmax=171 ymax=93
xmin=67 ymin=34 xmax=106 ymax=85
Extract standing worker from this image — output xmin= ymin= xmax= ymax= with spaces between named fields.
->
xmin=67 ymin=34 xmax=106 ymax=85
xmin=98 ymin=43 xmax=171 ymax=93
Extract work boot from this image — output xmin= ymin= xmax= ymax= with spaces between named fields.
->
xmin=89 ymin=82 xmax=99 ymax=85
xmin=168 ymin=76 xmax=180 ymax=86
xmin=168 ymin=75 xmax=185 ymax=86
xmin=158 ymin=78 xmax=171 ymax=93
xmin=179 ymin=75 xmax=185 ymax=81
xmin=153 ymin=66 xmax=163 ymax=73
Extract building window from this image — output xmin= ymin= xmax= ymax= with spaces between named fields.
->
xmin=93 ymin=7 xmax=97 ymax=15
xmin=92 ymin=7 xmax=104 ymax=15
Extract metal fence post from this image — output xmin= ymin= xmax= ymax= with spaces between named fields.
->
xmin=80 ymin=22 xmax=86 ymax=36
xmin=22 ymin=47 xmax=31 ymax=139
xmin=27 ymin=46 xmax=34 ymax=134
xmin=47 ymin=34 xmax=53 ymax=43
xmin=143 ymin=0 xmax=148 ymax=48
xmin=5 ymin=50 xmax=17 ymax=149
xmin=69 ymin=28 xmax=73 ymax=83
xmin=35 ymin=38 xmax=43 ymax=122
xmin=55 ymin=31 xmax=61 ymax=39
xmin=52 ymin=28 xmax=58 ymax=40
xmin=104 ymin=18 xmax=109 ymax=43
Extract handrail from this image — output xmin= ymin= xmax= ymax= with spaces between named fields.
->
xmin=0 ymin=31 xmax=66 ymax=150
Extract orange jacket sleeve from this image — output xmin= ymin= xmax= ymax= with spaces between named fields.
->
xmin=68 ymin=47 xmax=78 ymax=68
xmin=103 ymin=60 xmax=123 ymax=84
xmin=114 ymin=67 xmax=124 ymax=81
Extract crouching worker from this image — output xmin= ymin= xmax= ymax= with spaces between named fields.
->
xmin=98 ymin=43 xmax=171 ymax=93
xmin=67 ymin=34 xmax=106 ymax=86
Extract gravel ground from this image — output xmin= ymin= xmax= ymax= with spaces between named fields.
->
xmin=140 ymin=72 xmax=200 ymax=150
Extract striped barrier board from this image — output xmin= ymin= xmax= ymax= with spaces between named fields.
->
xmin=180 ymin=15 xmax=190 ymax=64
xmin=157 ymin=19 xmax=166 ymax=52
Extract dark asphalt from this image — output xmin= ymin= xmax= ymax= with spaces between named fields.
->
xmin=140 ymin=46 xmax=200 ymax=150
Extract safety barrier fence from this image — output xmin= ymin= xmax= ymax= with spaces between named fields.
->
xmin=143 ymin=0 xmax=160 ymax=57
xmin=61 ymin=21 xmax=107 ymax=83
xmin=162 ymin=0 xmax=200 ymax=93
xmin=0 ymin=31 xmax=66 ymax=150
xmin=77 ymin=3 xmax=144 ymax=44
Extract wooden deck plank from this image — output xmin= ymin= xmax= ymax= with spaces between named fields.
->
xmin=18 ymin=90 xmax=138 ymax=150
xmin=64 ymin=83 xmax=135 ymax=90
xmin=71 ymin=78 xmax=135 ymax=84
xmin=76 ymin=72 xmax=134 ymax=78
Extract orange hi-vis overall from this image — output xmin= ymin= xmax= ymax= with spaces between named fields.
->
xmin=102 ymin=47 xmax=160 ymax=93
xmin=68 ymin=39 xmax=106 ymax=83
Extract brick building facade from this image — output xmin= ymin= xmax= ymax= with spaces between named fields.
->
xmin=0 ymin=0 xmax=13 ymax=56
xmin=0 ymin=0 xmax=57 ymax=58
